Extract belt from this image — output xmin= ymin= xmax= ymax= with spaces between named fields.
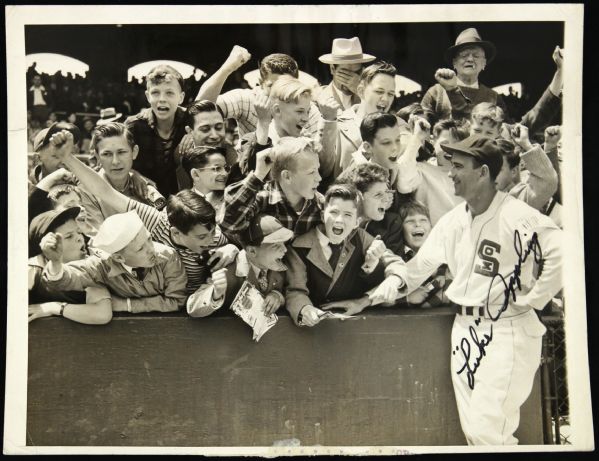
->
xmin=452 ymin=303 xmax=486 ymax=318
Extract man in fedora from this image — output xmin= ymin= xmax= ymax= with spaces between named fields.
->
xmin=316 ymin=37 xmax=376 ymax=112
xmin=96 ymin=107 xmax=123 ymax=126
xmin=421 ymin=27 xmax=507 ymax=123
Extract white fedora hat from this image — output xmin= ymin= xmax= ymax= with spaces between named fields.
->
xmin=319 ymin=37 xmax=376 ymax=65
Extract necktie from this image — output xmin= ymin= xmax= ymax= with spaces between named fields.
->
xmin=328 ymin=243 xmax=343 ymax=270
xmin=132 ymin=267 xmax=145 ymax=281
xmin=257 ymin=269 xmax=269 ymax=292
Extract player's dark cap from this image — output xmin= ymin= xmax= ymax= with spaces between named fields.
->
xmin=441 ymin=134 xmax=503 ymax=175
xmin=33 ymin=122 xmax=82 ymax=152
xmin=29 ymin=206 xmax=81 ymax=256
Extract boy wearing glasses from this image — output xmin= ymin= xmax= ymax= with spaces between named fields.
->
xmin=181 ymin=146 xmax=232 ymax=221
xmin=175 ymin=100 xmax=241 ymax=190
xmin=47 ymin=130 xmax=240 ymax=296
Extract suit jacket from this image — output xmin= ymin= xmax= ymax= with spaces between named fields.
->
xmin=187 ymin=251 xmax=286 ymax=318
xmin=315 ymin=83 xmax=361 ymax=112
xmin=284 ymin=227 xmax=406 ymax=325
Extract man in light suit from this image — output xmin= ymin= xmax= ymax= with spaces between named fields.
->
xmin=315 ymin=37 xmax=376 ymax=113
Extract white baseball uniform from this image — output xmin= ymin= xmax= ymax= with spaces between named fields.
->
xmin=398 ymin=191 xmax=562 ymax=445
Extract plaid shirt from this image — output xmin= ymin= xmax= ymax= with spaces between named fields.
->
xmin=217 ymin=87 xmax=321 ymax=137
xmin=221 ymin=172 xmax=323 ymax=236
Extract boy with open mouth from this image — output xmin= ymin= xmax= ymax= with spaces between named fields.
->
xmin=236 ymin=75 xmax=337 ymax=184
xmin=187 ymin=214 xmax=293 ymax=318
xmin=126 ymin=64 xmax=188 ymax=197
xmin=335 ymin=162 xmax=405 ymax=257
xmin=41 ymin=210 xmax=187 ymax=314
xmin=284 ymin=183 xmax=406 ymax=327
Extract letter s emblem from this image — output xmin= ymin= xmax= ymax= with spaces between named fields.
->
xmin=474 ymin=240 xmax=500 ymax=276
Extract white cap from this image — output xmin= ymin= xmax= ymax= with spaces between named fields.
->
xmin=92 ymin=211 xmax=144 ymax=254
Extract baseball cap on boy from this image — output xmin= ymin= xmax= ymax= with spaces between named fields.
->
xmin=33 ymin=122 xmax=82 ymax=152
xmin=29 ymin=206 xmax=81 ymax=256
xmin=241 ymin=215 xmax=295 ymax=247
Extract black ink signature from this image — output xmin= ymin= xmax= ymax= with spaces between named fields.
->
xmin=486 ymin=230 xmax=542 ymax=321
xmin=455 ymin=230 xmax=542 ymax=389
xmin=454 ymin=321 xmax=494 ymax=389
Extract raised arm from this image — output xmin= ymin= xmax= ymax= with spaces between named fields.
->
xmin=396 ymin=117 xmax=430 ymax=194
xmin=220 ymin=150 xmax=272 ymax=234
xmin=49 ymin=130 xmax=129 ymax=215
xmin=195 ymin=45 xmax=251 ymax=102
xmin=509 ymin=123 xmax=558 ymax=210
xmin=315 ymin=97 xmax=340 ymax=181
xmin=519 ymin=46 xmax=563 ymax=134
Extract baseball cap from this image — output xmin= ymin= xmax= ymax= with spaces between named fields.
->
xmin=441 ymin=134 xmax=503 ymax=174
xmin=91 ymin=211 xmax=144 ymax=254
xmin=33 ymin=122 xmax=82 ymax=152
xmin=241 ymin=215 xmax=295 ymax=246
xmin=29 ymin=206 xmax=81 ymax=256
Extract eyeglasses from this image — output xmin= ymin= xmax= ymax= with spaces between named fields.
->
xmin=195 ymin=165 xmax=231 ymax=174
xmin=371 ymin=190 xmax=394 ymax=201
xmin=456 ymin=50 xmax=485 ymax=60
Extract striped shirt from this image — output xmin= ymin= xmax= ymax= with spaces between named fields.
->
xmin=217 ymin=87 xmax=321 ymax=137
xmin=127 ymin=200 xmax=228 ymax=294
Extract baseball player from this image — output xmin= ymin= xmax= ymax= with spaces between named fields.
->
xmin=395 ymin=135 xmax=563 ymax=445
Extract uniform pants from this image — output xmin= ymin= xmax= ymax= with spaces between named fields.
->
xmin=450 ymin=310 xmax=545 ymax=445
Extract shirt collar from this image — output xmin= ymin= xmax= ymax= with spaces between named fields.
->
xmin=456 ymin=77 xmax=479 ymax=89
xmin=142 ymin=106 xmax=186 ymax=131
xmin=192 ymin=187 xmax=206 ymax=198
xmin=315 ymin=226 xmax=332 ymax=247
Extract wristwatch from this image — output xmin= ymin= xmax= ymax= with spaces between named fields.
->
xmin=59 ymin=302 xmax=67 ymax=316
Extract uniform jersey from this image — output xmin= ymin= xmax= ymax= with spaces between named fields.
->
xmin=402 ymin=191 xmax=562 ymax=315
xmin=400 ymin=190 xmax=563 ymax=445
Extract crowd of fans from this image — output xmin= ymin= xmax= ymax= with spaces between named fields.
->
xmin=26 ymin=28 xmax=565 ymax=446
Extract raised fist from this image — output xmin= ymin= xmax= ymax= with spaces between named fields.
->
xmin=254 ymin=92 xmax=272 ymax=124
xmin=223 ymin=45 xmax=252 ymax=73
xmin=319 ymin=96 xmax=341 ymax=122
xmin=362 ymin=236 xmax=386 ymax=273
xmin=411 ymin=115 xmax=431 ymax=140
xmin=552 ymin=46 xmax=563 ymax=70
xmin=510 ymin=123 xmax=532 ymax=151
xmin=49 ymin=130 xmax=75 ymax=163
xmin=435 ymin=68 xmax=458 ymax=91
xmin=210 ymin=268 xmax=228 ymax=300
xmin=40 ymin=232 xmax=64 ymax=263
xmin=544 ymin=125 xmax=562 ymax=151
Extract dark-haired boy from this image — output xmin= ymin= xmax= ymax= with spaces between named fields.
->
xmin=335 ymin=162 xmax=405 ymax=257
xmin=342 ymin=112 xmax=413 ymax=215
xmin=47 ymin=130 xmax=239 ymax=295
xmin=79 ymin=122 xmax=166 ymax=233
xmin=285 ymin=184 xmax=406 ymax=326
xmin=187 ymin=214 xmax=293 ymax=318
xmin=126 ymin=64 xmax=188 ymax=196
xmin=175 ymin=100 xmax=240 ymax=190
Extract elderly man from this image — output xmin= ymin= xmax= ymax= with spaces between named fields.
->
xmin=315 ymin=37 xmax=376 ymax=112
xmin=421 ymin=28 xmax=507 ymax=123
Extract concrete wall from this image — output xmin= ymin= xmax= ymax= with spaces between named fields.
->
xmin=27 ymin=307 xmax=543 ymax=446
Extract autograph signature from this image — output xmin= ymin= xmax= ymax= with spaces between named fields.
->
xmin=455 ymin=230 xmax=542 ymax=389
